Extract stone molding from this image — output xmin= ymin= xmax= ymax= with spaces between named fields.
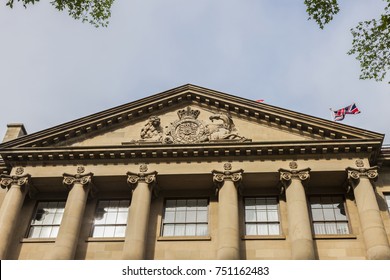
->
xmin=126 ymin=164 xmax=158 ymax=196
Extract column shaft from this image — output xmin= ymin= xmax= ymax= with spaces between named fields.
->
xmin=217 ymin=180 xmax=240 ymax=260
xmin=48 ymin=182 xmax=90 ymax=260
xmin=354 ymin=177 xmax=390 ymax=259
xmin=285 ymin=178 xmax=315 ymax=260
xmin=122 ymin=181 xmax=152 ymax=259
xmin=0 ymin=184 xmax=27 ymax=259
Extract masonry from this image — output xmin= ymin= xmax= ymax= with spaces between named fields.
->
xmin=0 ymin=84 xmax=389 ymax=260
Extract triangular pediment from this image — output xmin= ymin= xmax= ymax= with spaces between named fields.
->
xmin=0 ymin=84 xmax=384 ymax=151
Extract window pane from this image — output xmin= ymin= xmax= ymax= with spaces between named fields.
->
xmin=385 ymin=194 xmax=390 ymax=212
xmin=325 ymin=222 xmax=337 ymax=234
xmin=313 ymin=222 xmax=326 ymax=235
xmin=246 ymin=224 xmax=257 ymax=235
xmin=311 ymin=209 xmax=324 ymax=221
xmin=267 ymin=210 xmax=279 ymax=222
xmin=256 ymin=198 xmax=267 ymax=210
xmin=92 ymin=226 xmax=104 ymax=237
xmin=336 ymin=222 xmax=349 ymax=234
xmin=42 ymin=213 xmax=55 ymax=225
xmin=176 ymin=200 xmax=186 ymax=210
xmin=257 ymin=210 xmax=267 ymax=222
xmin=323 ymin=209 xmax=335 ymax=221
xmin=257 ymin=224 xmax=268 ymax=235
xmin=164 ymin=211 xmax=175 ymax=223
xmin=197 ymin=210 xmax=208 ymax=223
xmin=28 ymin=226 xmax=42 ymax=238
xmin=50 ymin=226 xmax=60 ymax=238
xmin=175 ymin=211 xmax=186 ymax=223
xmin=40 ymin=226 xmax=52 ymax=238
xmin=268 ymin=224 xmax=280 ymax=235
xmin=165 ymin=200 xmax=176 ymax=211
xmin=174 ymin=224 xmax=185 ymax=236
xmin=245 ymin=210 xmax=256 ymax=222
xmin=114 ymin=226 xmax=126 ymax=237
xmin=245 ymin=199 xmax=256 ymax=209
xmin=185 ymin=224 xmax=196 ymax=236
xmin=334 ymin=207 xmax=347 ymax=221
xmin=186 ymin=211 xmax=196 ymax=223
xmin=103 ymin=226 xmax=115 ymax=237
xmin=187 ymin=199 xmax=197 ymax=208
xmin=116 ymin=212 xmax=128 ymax=224
xmin=106 ymin=212 xmax=117 ymax=224
xmin=196 ymin=224 xmax=208 ymax=236
xmin=53 ymin=213 xmax=63 ymax=225
xmin=163 ymin=224 xmax=174 ymax=237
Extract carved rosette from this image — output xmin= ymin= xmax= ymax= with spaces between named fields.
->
xmin=0 ymin=173 xmax=31 ymax=191
xmin=278 ymin=167 xmax=311 ymax=193
xmin=346 ymin=166 xmax=379 ymax=189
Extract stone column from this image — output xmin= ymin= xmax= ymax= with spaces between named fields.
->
xmin=347 ymin=160 xmax=390 ymax=260
xmin=279 ymin=163 xmax=315 ymax=260
xmin=0 ymin=167 xmax=30 ymax=259
xmin=47 ymin=166 xmax=93 ymax=260
xmin=213 ymin=163 xmax=243 ymax=260
xmin=122 ymin=164 xmax=157 ymax=260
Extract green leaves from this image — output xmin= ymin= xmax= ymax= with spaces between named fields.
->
xmin=348 ymin=2 xmax=390 ymax=83
xmin=304 ymin=0 xmax=340 ymax=29
xmin=51 ymin=0 xmax=114 ymax=28
xmin=5 ymin=0 xmax=115 ymax=28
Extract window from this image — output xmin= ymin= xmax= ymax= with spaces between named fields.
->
xmin=244 ymin=197 xmax=281 ymax=236
xmin=91 ymin=199 xmax=130 ymax=238
xmin=309 ymin=195 xmax=349 ymax=235
xmin=385 ymin=193 xmax=390 ymax=212
xmin=162 ymin=199 xmax=208 ymax=237
xmin=27 ymin=201 xmax=65 ymax=238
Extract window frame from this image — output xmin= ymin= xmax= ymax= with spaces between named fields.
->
xmin=243 ymin=196 xmax=282 ymax=237
xmin=90 ymin=199 xmax=130 ymax=238
xmin=160 ymin=198 xmax=209 ymax=238
xmin=384 ymin=193 xmax=390 ymax=213
xmin=308 ymin=195 xmax=351 ymax=236
xmin=26 ymin=200 xmax=66 ymax=239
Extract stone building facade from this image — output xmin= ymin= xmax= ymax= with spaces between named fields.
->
xmin=0 ymin=84 xmax=389 ymax=260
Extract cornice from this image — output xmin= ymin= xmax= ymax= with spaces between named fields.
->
xmin=0 ymin=84 xmax=383 ymax=149
xmin=0 ymin=138 xmax=382 ymax=165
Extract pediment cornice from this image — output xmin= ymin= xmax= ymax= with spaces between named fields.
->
xmin=0 ymin=84 xmax=384 ymax=150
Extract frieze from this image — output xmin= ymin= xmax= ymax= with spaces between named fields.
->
xmin=137 ymin=106 xmax=249 ymax=144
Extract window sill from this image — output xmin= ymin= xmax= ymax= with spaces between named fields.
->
xmin=157 ymin=236 xmax=211 ymax=241
xmin=20 ymin=238 xmax=56 ymax=243
xmin=242 ymin=235 xmax=286 ymax=240
xmin=314 ymin=234 xmax=357 ymax=240
xmin=86 ymin=237 xmax=125 ymax=242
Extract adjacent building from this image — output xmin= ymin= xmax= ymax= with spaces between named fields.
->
xmin=0 ymin=84 xmax=389 ymax=260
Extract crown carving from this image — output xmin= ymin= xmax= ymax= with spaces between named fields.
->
xmin=177 ymin=106 xmax=200 ymax=120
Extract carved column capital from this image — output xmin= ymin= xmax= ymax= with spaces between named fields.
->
xmin=212 ymin=163 xmax=243 ymax=195
xmin=346 ymin=166 xmax=379 ymax=189
xmin=63 ymin=166 xmax=93 ymax=190
xmin=278 ymin=167 xmax=311 ymax=193
xmin=0 ymin=173 xmax=31 ymax=191
xmin=126 ymin=165 xmax=158 ymax=196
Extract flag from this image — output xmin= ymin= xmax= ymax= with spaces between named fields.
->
xmin=256 ymin=99 xmax=264 ymax=103
xmin=332 ymin=103 xmax=361 ymax=121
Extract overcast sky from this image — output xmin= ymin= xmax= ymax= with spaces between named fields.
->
xmin=0 ymin=0 xmax=389 ymax=144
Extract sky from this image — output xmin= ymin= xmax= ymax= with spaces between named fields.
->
xmin=0 ymin=0 xmax=389 ymax=144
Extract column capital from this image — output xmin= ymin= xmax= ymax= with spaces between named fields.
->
xmin=126 ymin=164 xmax=157 ymax=189
xmin=63 ymin=166 xmax=93 ymax=189
xmin=346 ymin=166 xmax=378 ymax=189
xmin=0 ymin=169 xmax=31 ymax=191
xmin=212 ymin=163 xmax=243 ymax=194
xmin=278 ymin=167 xmax=311 ymax=191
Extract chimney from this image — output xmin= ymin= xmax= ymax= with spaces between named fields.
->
xmin=2 ymin=123 xmax=27 ymax=143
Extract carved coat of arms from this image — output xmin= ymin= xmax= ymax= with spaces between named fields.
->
xmin=139 ymin=106 xmax=249 ymax=144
